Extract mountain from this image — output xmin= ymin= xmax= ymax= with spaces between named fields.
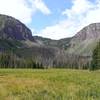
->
xmin=35 ymin=23 xmax=100 ymax=57
xmin=67 ymin=23 xmax=100 ymax=56
xmin=0 ymin=14 xmax=39 ymax=51
xmin=0 ymin=14 xmax=34 ymax=41
xmin=35 ymin=23 xmax=100 ymax=56
xmin=34 ymin=23 xmax=100 ymax=68
xmin=0 ymin=14 xmax=61 ymax=67
xmin=0 ymin=14 xmax=100 ymax=68
xmin=34 ymin=36 xmax=71 ymax=49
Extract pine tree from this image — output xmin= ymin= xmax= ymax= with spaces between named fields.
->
xmin=91 ymin=41 xmax=100 ymax=70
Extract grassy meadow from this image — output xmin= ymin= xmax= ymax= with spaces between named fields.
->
xmin=0 ymin=69 xmax=99 ymax=100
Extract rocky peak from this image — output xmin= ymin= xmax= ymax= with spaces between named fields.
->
xmin=0 ymin=14 xmax=34 ymax=41
xmin=68 ymin=23 xmax=100 ymax=55
xmin=74 ymin=23 xmax=100 ymax=41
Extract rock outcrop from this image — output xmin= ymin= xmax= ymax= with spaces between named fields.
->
xmin=0 ymin=14 xmax=34 ymax=41
xmin=68 ymin=23 xmax=100 ymax=55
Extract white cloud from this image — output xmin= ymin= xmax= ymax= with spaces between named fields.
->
xmin=62 ymin=0 xmax=92 ymax=16
xmin=34 ymin=0 xmax=51 ymax=15
xmin=35 ymin=20 xmax=74 ymax=39
xmin=37 ymin=0 xmax=100 ymax=40
xmin=0 ymin=0 xmax=51 ymax=24
xmin=0 ymin=0 xmax=33 ymax=24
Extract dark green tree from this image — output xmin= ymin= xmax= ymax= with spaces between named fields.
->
xmin=90 ymin=41 xmax=100 ymax=70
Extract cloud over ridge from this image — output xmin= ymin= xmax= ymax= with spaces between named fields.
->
xmin=0 ymin=0 xmax=51 ymax=24
xmin=38 ymin=0 xmax=100 ymax=39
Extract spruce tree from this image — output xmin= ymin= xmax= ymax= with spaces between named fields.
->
xmin=91 ymin=41 xmax=100 ymax=70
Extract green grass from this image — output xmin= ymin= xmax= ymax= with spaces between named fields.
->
xmin=0 ymin=69 xmax=99 ymax=100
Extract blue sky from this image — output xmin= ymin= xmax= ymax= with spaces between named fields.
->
xmin=29 ymin=0 xmax=72 ymax=30
xmin=0 ymin=0 xmax=100 ymax=39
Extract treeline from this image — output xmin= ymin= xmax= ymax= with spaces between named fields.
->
xmin=0 ymin=51 xmax=91 ymax=69
xmin=0 ymin=41 xmax=99 ymax=70
xmin=53 ymin=53 xmax=91 ymax=69
xmin=0 ymin=52 xmax=43 ymax=68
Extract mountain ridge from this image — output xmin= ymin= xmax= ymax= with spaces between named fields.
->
xmin=67 ymin=23 xmax=100 ymax=55
xmin=0 ymin=14 xmax=34 ymax=41
xmin=0 ymin=14 xmax=100 ymax=68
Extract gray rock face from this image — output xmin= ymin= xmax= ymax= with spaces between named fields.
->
xmin=0 ymin=14 xmax=34 ymax=41
xmin=67 ymin=23 xmax=100 ymax=55
xmin=73 ymin=23 xmax=100 ymax=42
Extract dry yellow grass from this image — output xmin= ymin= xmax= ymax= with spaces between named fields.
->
xmin=0 ymin=69 xmax=99 ymax=100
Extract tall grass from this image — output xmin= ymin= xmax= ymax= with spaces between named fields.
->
xmin=0 ymin=69 xmax=99 ymax=100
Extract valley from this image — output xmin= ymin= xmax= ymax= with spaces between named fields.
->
xmin=0 ymin=0 xmax=100 ymax=99
xmin=0 ymin=14 xmax=100 ymax=69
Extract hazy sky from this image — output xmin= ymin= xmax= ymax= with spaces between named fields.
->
xmin=0 ymin=0 xmax=100 ymax=39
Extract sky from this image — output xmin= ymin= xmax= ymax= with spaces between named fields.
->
xmin=0 ymin=0 xmax=100 ymax=40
